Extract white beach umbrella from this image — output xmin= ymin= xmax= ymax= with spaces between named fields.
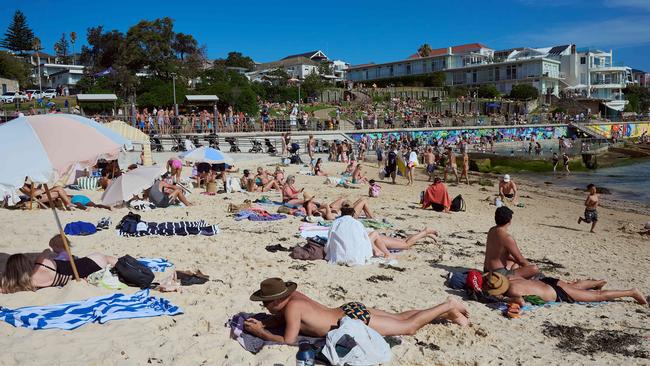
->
xmin=101 ymin=166 xmax=164 ymax=205
xmin=180 ymin=146 xmax=234 ymax=165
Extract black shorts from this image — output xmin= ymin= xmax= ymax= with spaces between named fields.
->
xmin=197 ymin=163 xmax=211 ymax=174
xmin=386 ymin=164 xmax=397 ymax=173
xmin=583 ymin=209 xmax=598 ymax=222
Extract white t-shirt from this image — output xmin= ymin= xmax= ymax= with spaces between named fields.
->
xmin=408 ymin=151 xmax=418 ymax=164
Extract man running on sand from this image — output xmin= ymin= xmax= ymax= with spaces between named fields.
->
xmin=577 ymin=183 xmax=599 ymax=233
xmin=483 ymin=272 xmax=647 ymax=306
xmin=245 ymin=278 xmax=470 ymax=344
xmin=484 ymin=207 xmax=539 ymax=279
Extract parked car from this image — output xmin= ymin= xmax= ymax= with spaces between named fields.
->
xmin=25 ymin=89 xmax=43 ymax=100
xmin=0 ymin=92 xmax=16 ymax=103
xmin=42 ymin=89 xmax=57 ymax=99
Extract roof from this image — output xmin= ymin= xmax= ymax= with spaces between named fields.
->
xmin=185 ymin=95 xmax=219 ymax=102
xmin=281 ymin=50 xmax=327 ymax=60
xmin=631 ymin=68 xmax=647 ymax=74
xmin=49 ymin=69 xmax=84 ymax=77
xmin=76 ymin=94 xmax=118 ymax=102
xmin=407 ymin=43 xmax=490 ymax=59
xmin=31 ymin=51 xmax=56 ymax=58
xmin=256 ymin=56 xmax=320 ymax=71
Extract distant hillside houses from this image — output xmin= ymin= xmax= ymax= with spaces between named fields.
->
xmin=347 ymin=43 xmax=635 ymax=111
xmin=17 ymin=51 xmax=85 ymax=94
xmin=248 ymin=50 xmax=349 ymax=83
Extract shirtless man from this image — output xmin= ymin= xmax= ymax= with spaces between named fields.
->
xmin=577 ymin=183 xmax=599 ymax=233
xmin=423 ymin=147 xmax=436 ymax=182
xmin=444 ymin=147 xmax=459 ymax=184
xmin=245 ymin=278 xmax=470 ymax=344
xmin=307 ymin=134 xmax=315 ymax=164
xmin=498 ymin=174 xmax=518 ymax=205
xmin=460 ymin=151 xmax=470 ymax=185
xmin=484 ymin=207 xmax=539 ymax=279
xmin=483 ymin=272 xmax=647 ymax=306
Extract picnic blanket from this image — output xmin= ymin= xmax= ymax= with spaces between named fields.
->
xmin=137 ymin=258 xmax=173 ymax=272
xmin=0 ymin=290 xmax=182 ymax=330
xmin=227 ymin=312 xmax=324 ymax=354
xmin=234 ymin=208 xmax=287 ymax=221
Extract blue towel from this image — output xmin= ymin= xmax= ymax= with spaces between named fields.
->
xmin=137 ymin=258 xmax=173 ymax=272
xmin=0 ymin=290 xmax=182 ymax=330
xmin=64 ymin=221 xmax=97 ymax=236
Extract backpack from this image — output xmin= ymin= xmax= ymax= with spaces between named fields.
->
xmin=117 ymin=212 xmax=142 ymax=233
xmin=450 ymin=194 xmax=466 ymax=212
xmin=112 ymin=255 xmax=154 ymax=289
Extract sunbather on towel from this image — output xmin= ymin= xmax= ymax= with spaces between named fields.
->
xmin=483 ymin=272 xmax=647 ymax=306
xmin=0 ymin=250 xmax=117 ymax=293
xmin=483 ymin=207 xmax=539 ymax=279
xmin=303 ymin=194 xmax=374 ymax=220
xmin=245 ymin=278 xmax=470 ymax=345
xmin=67 ymin=194 xmax=112 ymax=210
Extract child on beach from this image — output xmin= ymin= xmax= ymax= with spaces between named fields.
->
xmin=578 ymin=183 xmax=599 ymax=233
xmin=49 ymin=234 xmax=70 ymax=261
xmin=368 ymin=179 xmax=381 ymax=198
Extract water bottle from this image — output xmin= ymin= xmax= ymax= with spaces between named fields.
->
xmin=296 ymin=341 xmax=315 ymax=366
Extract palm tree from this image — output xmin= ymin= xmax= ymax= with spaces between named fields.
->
xmin=70 ymin=31 xmax=77 ymax=65
xmin=418 ymin=43 xmax=433 ymax=57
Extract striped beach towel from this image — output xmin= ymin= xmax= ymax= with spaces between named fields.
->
xmin=137 ymin=258 xmax=173 ymax=272
xmin=0 ymin=290 xmax=182 ymax=330
xmin=76 ymin=176 xmax=99 ymax=190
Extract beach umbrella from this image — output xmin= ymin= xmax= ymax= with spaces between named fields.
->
xmin=180 ymin=146 xmax=234 ymax=165
xmin=0 ymin=114 xmax=130 ymax=281
xmin=101 ymin=166 xmax=164 ymax=206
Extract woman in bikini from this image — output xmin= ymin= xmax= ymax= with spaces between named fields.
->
xmin=313 ymin=158 xmax=328 ymax=176
xmin=20 ymin=181 xmax=74 ymax=209
xmin=0 ymin=249 xmax=116 ymax=293
xmin=281 ymin=176 xmax=303 ymax=205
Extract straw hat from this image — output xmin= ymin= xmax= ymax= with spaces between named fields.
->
xmin=303 ymin=191 xmax=315 ymax=202
xmin=482 ymin=272 xmax=510 ymax=296
xmin=250 ymin=278 xmax=297 ymax=301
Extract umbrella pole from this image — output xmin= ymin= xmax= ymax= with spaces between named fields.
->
xmin=43 ymin=184 xmax=81 ymax=281
xmin=29 ymin=184 xmax=34 ymax=210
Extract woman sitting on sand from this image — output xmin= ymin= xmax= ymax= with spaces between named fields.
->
xmin=282 ymin=176 xmax=303 ymax=205
xmin=241 ymin=170 xmax=281 ymax=193
xmin=342 ymin=162 xmax=355 ymax=177
xmin=351 ymin=164 xmax=368 ymax=184
xmin=313 ymin=158 xmax=328 ymax=176
xmin=273 ymin=166 xmax=286 ymax=185
xmin=0 ymin=248 xmax=117 ymax=293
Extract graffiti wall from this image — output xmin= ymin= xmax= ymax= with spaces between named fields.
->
xmin=349 ymin=126 xmax=567 ymax=144
xmin=586 ymin=122 xmax=650 ymax=139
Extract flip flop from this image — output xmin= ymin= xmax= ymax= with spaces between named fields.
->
xmin=506 ymin=303 xmax=522 ymax=319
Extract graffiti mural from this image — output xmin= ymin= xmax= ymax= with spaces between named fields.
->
xmin=349 ymin=126 xmax=567 ymax=144
xmin=586 ymin=123 xmax=650 ymax=139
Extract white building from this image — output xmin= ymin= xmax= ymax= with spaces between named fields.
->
xmin=35 ymin=63 xmax=85 ymax=91
xmin=250 ymin=50 xmax=348 ymax=82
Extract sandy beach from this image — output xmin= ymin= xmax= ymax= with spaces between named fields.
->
xmin=0 ymin=153 xmax=649 ymax=366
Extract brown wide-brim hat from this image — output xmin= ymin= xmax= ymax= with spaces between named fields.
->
xmin=482 ymin=272 xmax=510 ymax=296
xmin=303 ymin=192 xmax=315 ymax=202
xmin=250 ymin=278 xmax=297 ymax=301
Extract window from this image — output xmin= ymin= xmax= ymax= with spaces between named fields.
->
xmin=406 ymin=64 xmax=411 ymax=75
xmin=580 ymin=57 xmax=586 ymax=65
xmin=594 ymin=58 xmax=600 ymax=66
xmin=375 ymin=68 xmax=380 ymax=78
xmin=472 ymin=70 xmax=477 ymax=83
xmin=389 ymin=65 xmax=394 ymax=76
xmin=495 ymin=67 xmax=500 ymax=81
xmin=580 ymin=73 xmax=586 ymax=84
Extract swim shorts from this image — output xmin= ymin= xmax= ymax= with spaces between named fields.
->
xmin=583 ymin=209 xmax=598 ymax=223
xmin=340 ymin=302 xmax=371 ymax=325
xmin=427 ymin=164 xmax=436 ymax=173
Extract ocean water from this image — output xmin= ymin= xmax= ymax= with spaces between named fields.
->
xmin=527 ymin=160 xmax=650 ymax=204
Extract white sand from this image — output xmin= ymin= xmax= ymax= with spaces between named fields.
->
xmin=0 ymin=154 xmax=648 ymax=365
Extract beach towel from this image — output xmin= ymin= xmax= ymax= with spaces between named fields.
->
xmin=76 ymin=176 xmax=99 ymax=190
xmin=325 ymin=216 xmax=373 ymax=266
xmin=227 ymin=312 xmax=324 ymax=354
xmin=64 ymin=221 xmax=97 ymax=236
xmin=0 ymin=290 xmax=182 ymax=330
xmin=234 ymin=209 xmax=286 ymax=221
xmin=117 ymin=220 xmax=219 ymax=237
xmin=137 ymin=258 xmax=174 ymax=272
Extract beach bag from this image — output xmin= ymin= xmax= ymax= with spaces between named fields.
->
xmin=450 ymin=194 xmax=466 ymax=212
xmin=64 ymin=221 xmax=97 ymax=236
xmin=322 ymin=317 xmax=391 ymax=365
xmin=113 ymin=255 xmax=154 ymax=289
xmin=117 ymin=212 xmax=142 ymax=233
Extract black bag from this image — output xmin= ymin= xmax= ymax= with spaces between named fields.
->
xmin=450 ymin=194 xmax=466 ymax=212
xmin=113 ymin=255 xmax=154 ymax=288
xmin=117 ymin=212 xmax=141 ymax=233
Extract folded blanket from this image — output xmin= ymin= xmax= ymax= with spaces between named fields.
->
xmin=0 ymin=290 xmax=182 ymax=330
xmin=227 ymin=312 xmax=324 ymax=354
xmin=137 ymin=258 xmax=173 ymax=272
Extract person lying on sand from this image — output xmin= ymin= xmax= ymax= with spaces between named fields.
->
xmin=303 ymin=194 xmax=374 ymax=220
xmin=0 ymin=250 xmax=116 ymax=293
xmin=483 ymin=207 xmax=539 ymax=279
xmin=68 ymin=194 xmax=112 ymax=210
xmin=245 ymin=277 xmax=470 ymax=344
xmin=498 ymin=174 xmax=518 ymax=205
xmin=146 ymin=179 xmax=192 ymax=207
xmin=282 ymin=176 xmax=303 ymax=206
xmin=483 ymin=272 xmax=647 ymax=306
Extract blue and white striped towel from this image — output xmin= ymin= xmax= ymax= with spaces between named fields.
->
xmin=0 ymin=290 xmax=182 ymax=330
xmin=137 ymin=258 xmax=174 ymax=272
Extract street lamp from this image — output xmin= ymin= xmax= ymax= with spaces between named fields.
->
xmin=171 ymin=73 xmax=178 ymax=116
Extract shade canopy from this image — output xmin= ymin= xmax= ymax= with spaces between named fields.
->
xmin=0 ymin=114 xmax=129 ymax=203
xmin=101 ymin=166 xmax=164 ymax=205
xmin=180 ymin=146 xmax=234 ymax=165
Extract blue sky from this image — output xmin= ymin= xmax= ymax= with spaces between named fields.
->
xmin=1 ymin=0 xmax=649 ymax=70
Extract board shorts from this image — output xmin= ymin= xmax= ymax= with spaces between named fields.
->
xmin=340 ymin=302 xmax=371 ymax=325
xmin=583 ymin=209 xmax=598 ymax=223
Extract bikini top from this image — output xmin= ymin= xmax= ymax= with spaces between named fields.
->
xmin=34 ymin=262 xmax=70 ymax=287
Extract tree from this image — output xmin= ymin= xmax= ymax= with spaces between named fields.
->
xmin=172 ymin=33 xmax=198 ymax=61
xmin=54 ymin=33 xmax=70 ymax=64
xmin=70 ymin=31 xmax=77 ymax=65
xmin=425 ymin=72 xmax=446 ymax=87
xmin=0 ymin=50 xmax=31 ymax=87
xmin=509 ymin=84 xmax=539 ymax=100
xmin=120 ymin=17 xmax=176 ymax=77
xmin=623 ymin=84 xmax=650 ymax=113
xmin=214 ymin=51 xmax=255 ymax=71
xmin=477 ymin=84 xmax=500 ymax=99
xmin=447 ymin=85 xmax=469 ymax=98
xmin=0 ymin=10 xmax=35 ymax=54
xmin=301 ymin=72 xmax=326 ymax=100
xmin=318 ymin=61 xmax=333 ymax=76
xmin=418 ymin=43 xmax=433 ymax=57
